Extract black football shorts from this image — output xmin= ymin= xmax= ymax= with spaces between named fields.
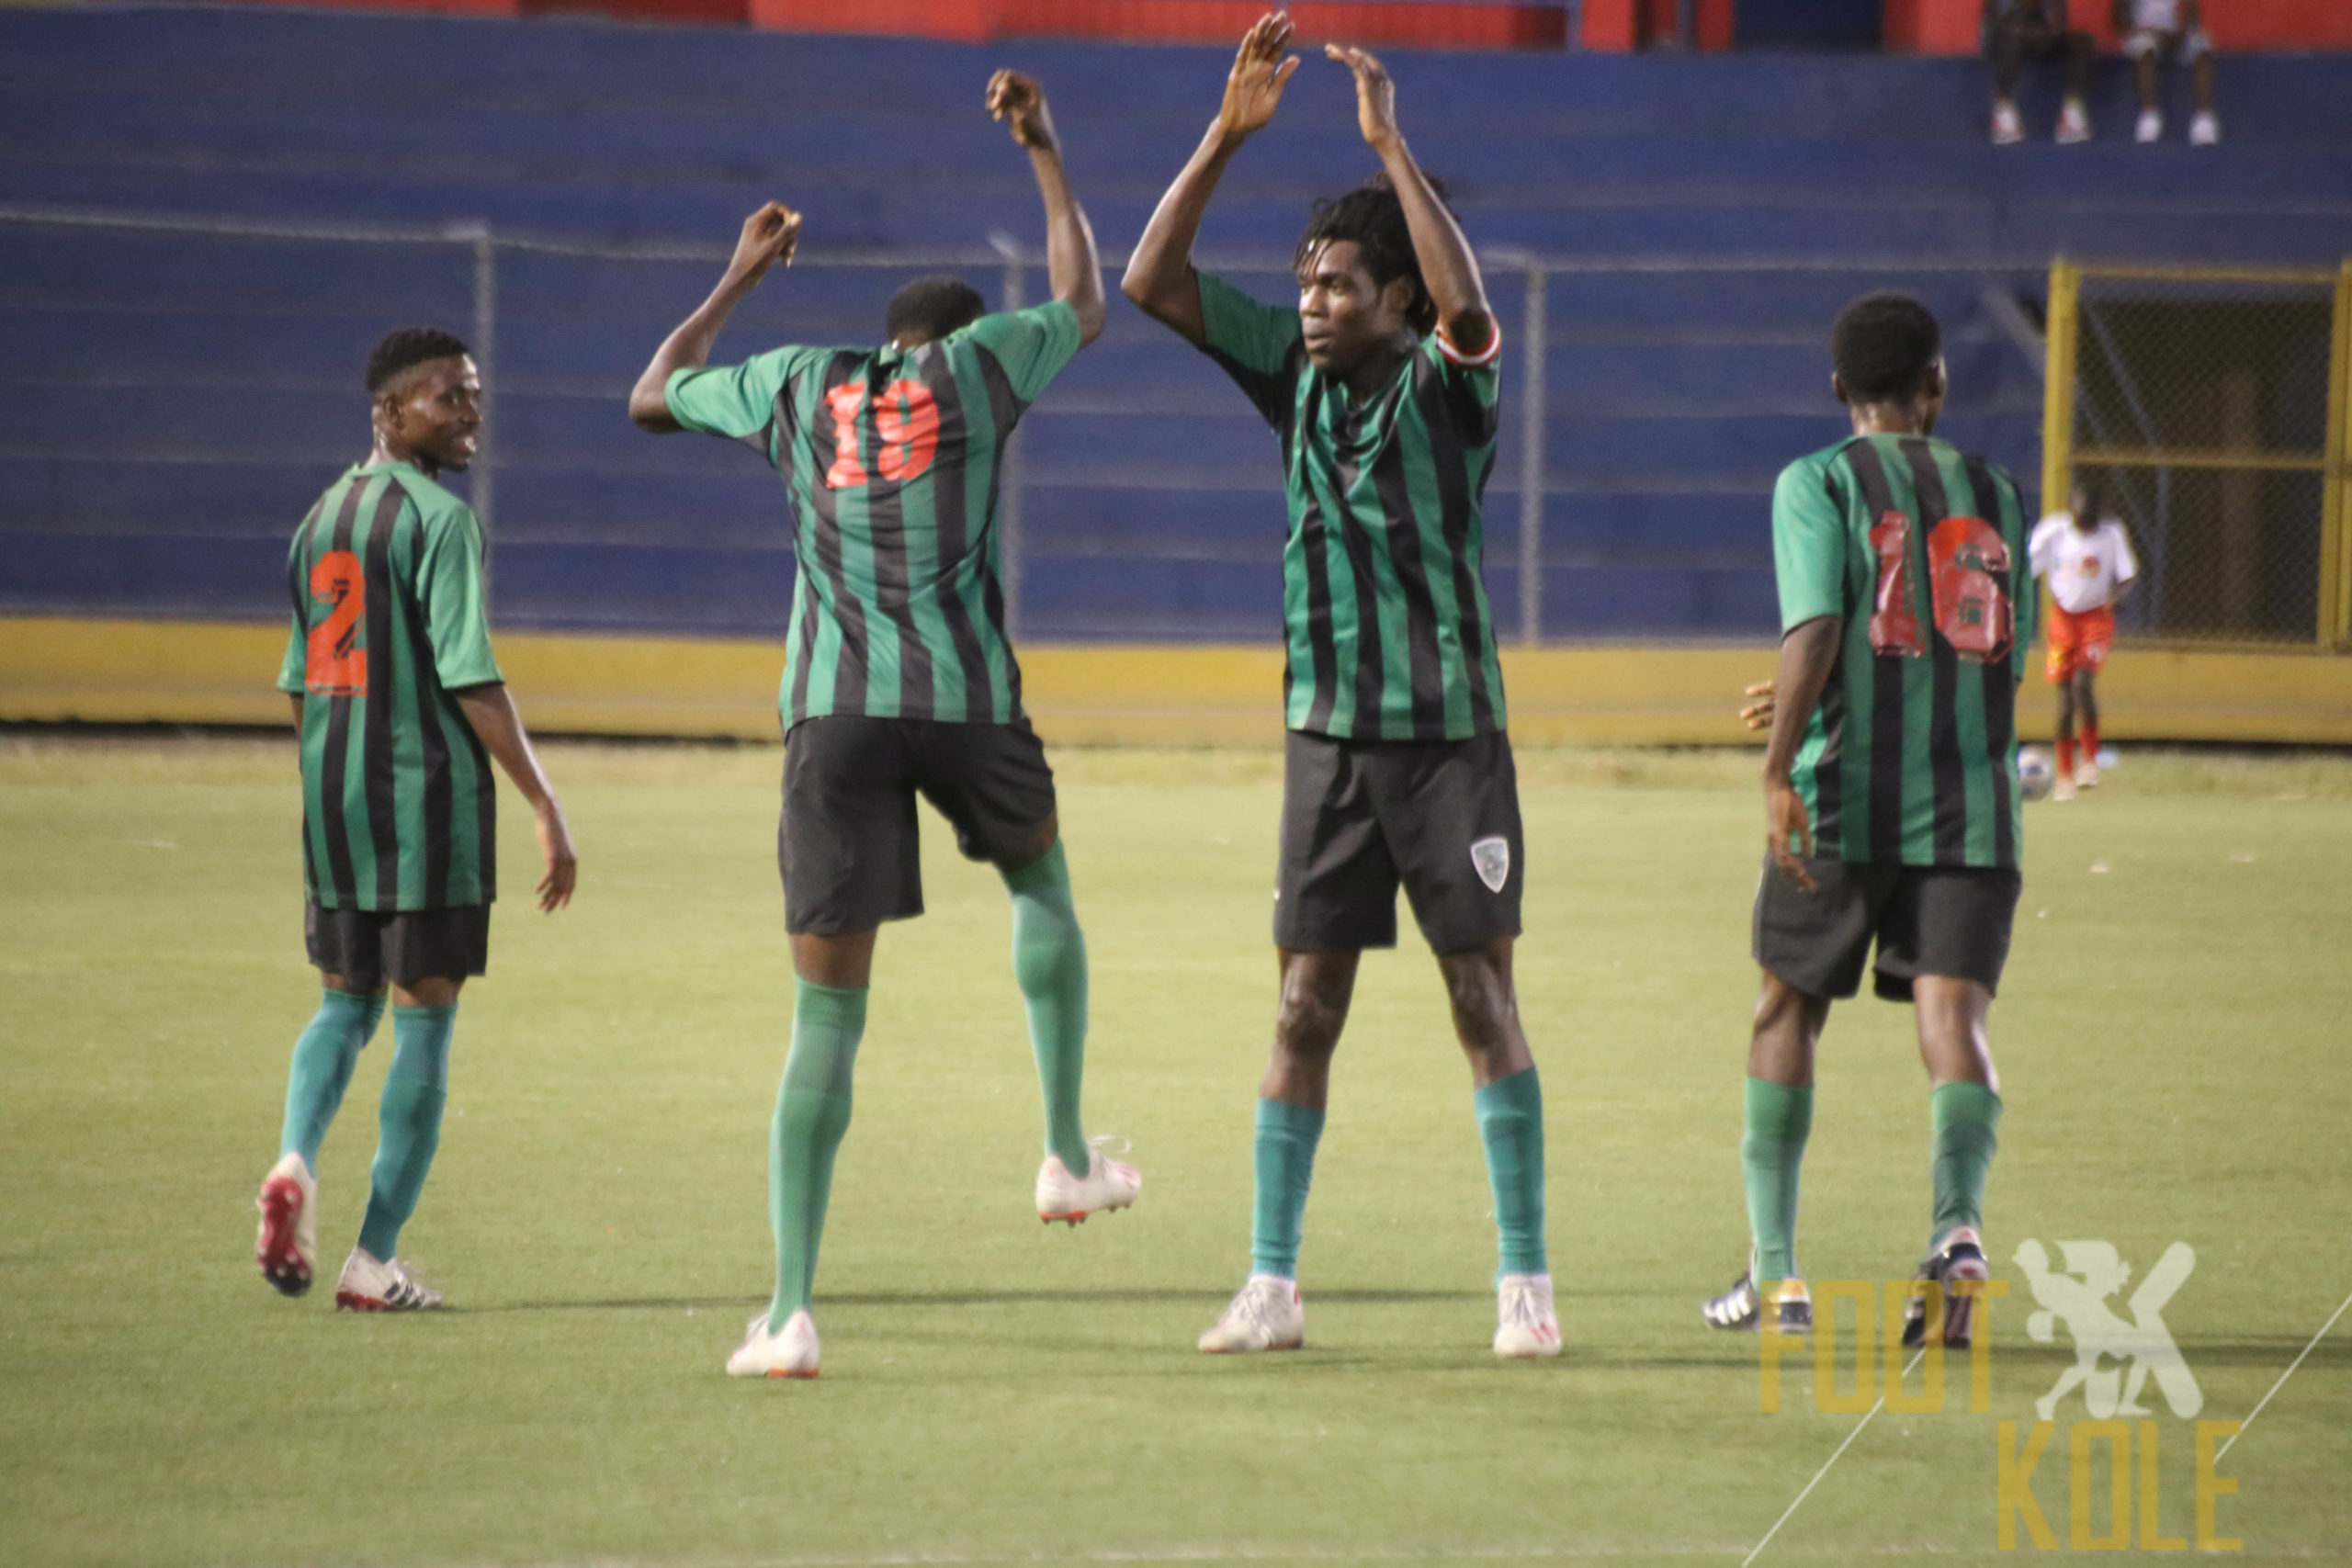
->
xmin=780 ymin=715 xmax=1058 ymax=936
xmin=1752 ymin=855 xmax=2021 ymax=1002
xmin=305 ymin=901 xmax=490 ymax=992
xmin=1274 ymin=728 xmax=1523 ymax=954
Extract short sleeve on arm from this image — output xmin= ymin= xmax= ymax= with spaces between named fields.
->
xmin=1422 ymin=323 xmax=1504 ymax=442
xmin=959 ymin=301 xmax=1084 ymax=406
xmin=2109 ymin=522 xmax=2139 ymax=581
xmin=664 ymin=346 xmax=811 ymax=440
xmin=417 ymin=502 xmax=504 ymax=690
xmin=277 ymin=618 xmax=306 ymax=694
xmin=1771 ymin=456 xmax=1848 ymax=633
xmin=1196 ymin=273 xmax=1306 ymax=428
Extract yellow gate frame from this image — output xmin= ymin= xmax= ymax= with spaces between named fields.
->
xmin=2043 ymin=257 xmax=2352 ymax=652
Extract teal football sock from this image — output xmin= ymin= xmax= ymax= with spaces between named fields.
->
xmin=279 ymin=988 xmax=385 ymax=1171
xmin=1742 ymin=1077 xmax=1814 ymax=1283
xmin=356 ymin=1002 xmax=455 ymax=1260
xmin=1476 ymin=1066 xmax=1549 ymax=1279
xmin=1929 ymin=1080 xmax=2002 ymax=1247
xmin=1250 ymin=1098 xmax=1325 ymax=1280
xmin=770 ymin=980 xmax=866 ymax=1329
xmin=1003 ymin=842 xmax=1091 ymax=1174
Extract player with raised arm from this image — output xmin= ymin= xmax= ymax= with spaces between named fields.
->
xmin=629 ymin=72 xmax=1130 ymax=1380
xmin=1122 ymin=14 xmax=1554 ymax=1359
xmin=2030 ymin=475 xmax=2136 ymax=799
xmin=1702 ymin=293 xmax=2032 ymax=1350
xmin=254 ymin=328 xmax=578 ymax=1313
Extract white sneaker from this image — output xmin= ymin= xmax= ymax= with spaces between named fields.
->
xmin=2075 ymin=757 xmax=2101 ymax=789
xmin=2055 ymin=98 xmax=2091 ymax=143
xmin=1494 ymin=1272 xmax=1562 ymax=1359
xmin=727 ymin=1309 xmax=820 ymax=1378
xmin=1035 ymin=1135 xmax=1141 ymax=1225
xmin=1991 ymin=100 xmax=2024 ymax=144
xmin=2052 ymin=773 xmax=2078 ymax=802
xmin=1198 ymin=1274 xmax=1305 ymax=1353
xmin=334 ymin=1247 xmax=443 ymax=1312
xmin=2135 ymin=108 xmax=2164 ymax=143
xmin=2189 ymin=110 xmax=2220 ymax=146
xmin=255 ymin=1152 xmax=316 ymax=1298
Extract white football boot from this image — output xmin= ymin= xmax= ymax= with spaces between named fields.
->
xmin=255 ymin=1152 xmax=317 ymax=1298
xmin=727 ymin=1309 xmax=821 ymax=1379
xmin=1494 ymin=1272 xmax=1563 ymax=1359
xmin=1198 ymin=1274 xmax=1306 ymax=1353
xmin=334 ymin=1247 xmax=444 ymax=1312
xmin=1035 ymin=1135 xmax=1141 ymax=1225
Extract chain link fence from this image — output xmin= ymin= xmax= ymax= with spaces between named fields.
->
xmin=4 ymin=203 xmax=2089 ymax=646
xmin=2045 ymin=261 xmax=2352 ymax=650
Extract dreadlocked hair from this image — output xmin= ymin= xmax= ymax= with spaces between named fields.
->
xmin=1293 ymin=172 xmax=1450 ymax=337
xmin=366 ymin=326 xmax=471 ymax=395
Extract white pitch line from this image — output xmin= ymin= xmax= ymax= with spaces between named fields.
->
xmin=1739 ymin=1348 xmax=1928 ymax=1568
xmin=2216 ymin=1283 xmax=2352 ymax=1461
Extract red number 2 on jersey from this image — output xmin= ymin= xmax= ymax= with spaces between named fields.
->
xmin=823 ymin=379 xmax=940 ymax=489
xmin=304 ymin=549 xmax=368 ymax=696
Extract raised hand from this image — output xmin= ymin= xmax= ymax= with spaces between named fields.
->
xmin=727 ymin=201 xmax=801 ymax=288
xmin=988 ymin=69 xmax=1058 ymax=153
xmin=1325 ymin=42 xmax=1400 ymax=152
xmin=1219 ymin=11 xmax=1300 ymax=140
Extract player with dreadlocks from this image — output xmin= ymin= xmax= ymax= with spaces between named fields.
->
xmin=1123 ymin=12 xmax=1555 ymax=1359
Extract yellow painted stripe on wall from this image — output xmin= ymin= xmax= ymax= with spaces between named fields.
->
xmin=5 ymin=616 xmax=2350 ymax=746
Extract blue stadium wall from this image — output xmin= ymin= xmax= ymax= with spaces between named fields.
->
xmin=4 ymin=7 xmax=2350 ymax=739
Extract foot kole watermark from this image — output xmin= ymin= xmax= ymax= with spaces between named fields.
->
xmin=1751 ymin=1239 xmax=2241 ymax=1552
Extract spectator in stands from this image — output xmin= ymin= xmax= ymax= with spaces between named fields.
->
xmin=1986 ymin=0 xmax=2093 ymax=144
xmin=2120 ymin=0 xmax=2218 ymax=143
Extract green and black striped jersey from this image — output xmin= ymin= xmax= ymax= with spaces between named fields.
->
xmin=277 ymin=461 xmax=503 ymax=911
xmin=1773 ymin=433 xmax=2037 ymax=870
xmin=1196 ymin=272 xmax=1508 ymax=743
xmin=666 ymin=301 xmax=1083 ymax=730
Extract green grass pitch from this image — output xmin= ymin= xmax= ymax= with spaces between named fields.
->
xmin=2 ymin=737 xmax=2347 ymax=1567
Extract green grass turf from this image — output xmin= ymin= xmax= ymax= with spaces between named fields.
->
xmin=2 ymin=737 xmax=2347 ymax=1567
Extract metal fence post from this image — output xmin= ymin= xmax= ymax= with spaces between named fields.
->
xmin=1520 ymin=262 xmax=1547 ymax=645
xmin=998 ymin=252 xmax=1026 ymax=639
xmin=467 ymin=225 xmax=498 ymax=596
xmin=2324 ymin=257 xmax=2352 ymax=649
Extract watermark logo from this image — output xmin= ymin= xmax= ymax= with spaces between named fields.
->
xmin=2016 ymin=1239 xmax=2201 ymax=1420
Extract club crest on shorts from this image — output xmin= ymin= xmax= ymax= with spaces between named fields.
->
xmin=1470 ymin=836 xmax=1510 ymax=893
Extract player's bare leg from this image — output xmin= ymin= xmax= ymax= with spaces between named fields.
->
xmin=2071 ymin=668 xmax=2101 ymax=786
xmin=1905 ymin=976 xmax=2001 ymax=1347
xmin=1708 ymin=973 xmax=1826 ymax=1333
xmin=1201 ymin=950 xmax=1355 ymax=1353
xmin=1438 ymin=939 xmax=1555 ymax=1356
xmin=998 ymin=815 xmax=1138 ymax=1225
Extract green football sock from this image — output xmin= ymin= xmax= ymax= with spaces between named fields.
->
xmin=1475 ymin=1066 xmax=1549 ymax=1279
xmin=1004 ymin=842 xmax=1091 ymax=1174
xmin=1742 ymin=1077 xmax=1814 ymax=1283
xmin=1250 ymin=1098 xmax=1325 ymax=1280
xmin=356 ymin=1003 xmax=455 ymax=1260
xmin=769 ymin=979 xmax=866 ymax=1330
xmin=1929 ymin=1080 xmax=2002 ymax=1246
xmin=279 ymin=988 xmax=385 ymax=1172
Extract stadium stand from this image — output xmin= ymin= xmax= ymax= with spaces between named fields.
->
xmin=3 ymin=5 xmax=2349 ymax=650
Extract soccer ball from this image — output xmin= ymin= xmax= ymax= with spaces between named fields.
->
xmin=2017 ymin=746 xmax=2055 ymax=802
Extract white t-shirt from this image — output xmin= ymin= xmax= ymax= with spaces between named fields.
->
xmin=2030 ymin=513 xmax=2138 ymax=614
